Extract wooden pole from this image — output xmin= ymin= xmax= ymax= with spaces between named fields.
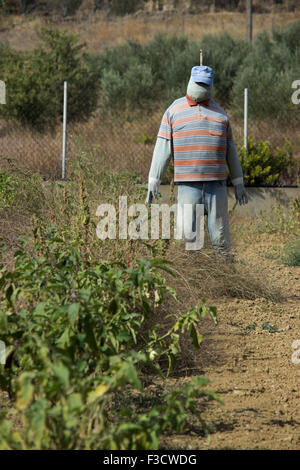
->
xmin=200 ymin=49 xmax=203 ymax=66
xmin=247 ymin=0 xmax=253 ymax=43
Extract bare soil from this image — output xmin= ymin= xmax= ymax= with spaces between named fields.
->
xmin=158 ymin=233 xmax=300 ymax=450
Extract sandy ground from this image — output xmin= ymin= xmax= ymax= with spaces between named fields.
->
xmin=159 ymin=234 xmax=300 ymax=450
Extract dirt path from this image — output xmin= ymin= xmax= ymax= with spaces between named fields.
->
xmin=162 ymin=236 xmax=300 ymax=450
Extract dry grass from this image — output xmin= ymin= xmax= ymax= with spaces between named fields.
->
xmin=0 ymin=111 xmax=161 ymax=180
xmin=163 ymin=239 xmax=282 ymax=304
xmin=1 ymin=10 xmax=300 ymax=53
xmin=140 ymin=234 xmax=283 ymax=374
xmin=1 ymin=108 xmax=299 ymax=183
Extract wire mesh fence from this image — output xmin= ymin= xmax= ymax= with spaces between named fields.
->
xmin=0 ymin=107 xmax=163 ymax=182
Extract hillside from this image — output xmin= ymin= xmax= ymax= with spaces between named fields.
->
xmin=1 ymin=2 xmax=300 ymax=52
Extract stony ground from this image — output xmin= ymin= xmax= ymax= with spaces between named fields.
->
xmin=159 ymin=232 xmax=300 ymax=450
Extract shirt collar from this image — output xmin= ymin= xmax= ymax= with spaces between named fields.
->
xmin=186 ymin=94 xmax=210 ymax=107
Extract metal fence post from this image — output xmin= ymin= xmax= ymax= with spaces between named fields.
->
xmin=0 ymin=340 xmax=5 ymax=365
xmin=244 ymin=88 xmax=248 ymax=151
xmin=62 ymin=81 xmax=68 ymax=180
xmin=0 ymin=80 xmax=6 ymax=104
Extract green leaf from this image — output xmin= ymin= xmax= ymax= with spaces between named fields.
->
xmin=53 ymin=362 xmax=70 ymax=387
xmin=67 ymin=393 xmax=83 ymax=412
xmin=208 ymin=306 xmax=218 ymax=325
xmin=87 ymin=384 xmax=109 ymax=404
xmin=56 ymin=327 xmax=71 ymax=349
xmin=16 ymin=372 xmax=35 ymax=410
xmin=189 ymin=324 xmax=203 ymax=349
xmin=68 ymin=303 xmax=80 ymax=327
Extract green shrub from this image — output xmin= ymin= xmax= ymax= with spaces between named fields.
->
xmin=258 ymin=197 xmax=300 ymax=236
xmin=272 ymin=20 xmax=300 ymax=55
xmin=100 ymin=62 xmax=155 ymax=112
xmin=88 ymin=24 xmax=300 ymax=119
xmin=282 ymin=237 xmax=300 ymax=266
xmin=237 ymin=137 xmax=293 ymax=186
xmin=0 ymin=170 xmax=19 ymax=211
xmin=0 ymin=28 xmax=99 ymax=130
xmin=87 ymin=33 xmax=249 ymax=114
xmin=0 ymin=164 xmax=44 ymax=215
xmin=87 ymin=34 xmax=197 ymax=114
xmin=232 ymin=29 xmax=300 ymax=123
xmin=198 ymin=32 xmax=250 ymax=105
xmin=0 ymin=226 xmax=220 ymax=449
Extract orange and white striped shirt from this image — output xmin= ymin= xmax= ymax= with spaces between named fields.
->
xmin=156 ymin=95 xmax=241 ymax=183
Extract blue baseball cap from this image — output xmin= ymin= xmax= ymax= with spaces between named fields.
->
xmin=191 ymin=66 xmax=213 ymax=86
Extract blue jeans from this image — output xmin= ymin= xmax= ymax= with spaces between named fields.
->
xmin=177 ymin=181 xmax=231 ymax=255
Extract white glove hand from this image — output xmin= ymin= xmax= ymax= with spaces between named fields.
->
xmin=145 ymin=178 xmax=160 ymax=205
xmin=234 ymin=183 xmax=248 ymax=205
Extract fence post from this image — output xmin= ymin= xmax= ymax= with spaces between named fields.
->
xmin=244 ymin=88 xmax=248 ymax=151
xmin=246 ymin=0 xmax=253 ymax=43
xmin=0 ymin=340 xmax=5 ymax=365
xmin=62 ymin=81 xmax=68 ymax=180
xmin=0 ymin=80 xmax=5 ymax=104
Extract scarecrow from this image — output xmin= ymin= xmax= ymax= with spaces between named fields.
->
xmin=146 ymin=64 xmax=248 ymax=258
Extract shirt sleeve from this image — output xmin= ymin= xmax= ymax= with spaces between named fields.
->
xmin=148 ymin=109 xmax=173 ymax=183
xmin=157 ymin=109 xmax=172 ymax=140
xmin=226 ymin=122 xmax=244 ymax=186
xmin=149 ymin=137 xmax=173 ymax=183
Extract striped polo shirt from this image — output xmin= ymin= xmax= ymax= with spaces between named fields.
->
xmin=157 ymin=95 xmax=233 ymax=182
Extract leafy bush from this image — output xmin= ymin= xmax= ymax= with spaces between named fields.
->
xmin=0 ymin=28 xmax=99 ymax=130
xmin=0 ymin=226 xmax=219 ymax=449
xmin=282 ymin=237 xmax=300 ymax=266
xmin=232 ymin=28 xmax=300 ymax=123
xmin=87 ymin=22 xmax=300 ymax=121
xmin=100 ymin=63 xmax=155 ymax=112
xmin=272 ymin=20 xmax=300 ymax=55
xmin=88 ymin=32 xmax=249 ymax=114
xmin=87 ymin=34 xmax=198 ymax=115
xmin=258 ymin=197 xmax=300 ymax=236
xmin=0 ymin=170 xmax=19 ymax=211
xmin=198 ymin=32 xmax=250 ymax=105
xmin=237 ymin=137 xmax=293 ymax=186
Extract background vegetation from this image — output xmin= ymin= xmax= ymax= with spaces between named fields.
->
xmin=1 ymin=21 xmax=300 ymax=125
xmin=1 ymin=21 xmax=299 ymax=184
xmin=1 ymin=1 xmax=300 ymax=16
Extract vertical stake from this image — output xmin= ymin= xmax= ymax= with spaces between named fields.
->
xmin=247 ymin=0 xmax=253 ymax=43
xmin=244 ymin=88 xmax=248 ymax=151
xmin=200 ymin=49 xmax=203 ymax=66
xmin=62 ymin=81 xmax=68 ymax=180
